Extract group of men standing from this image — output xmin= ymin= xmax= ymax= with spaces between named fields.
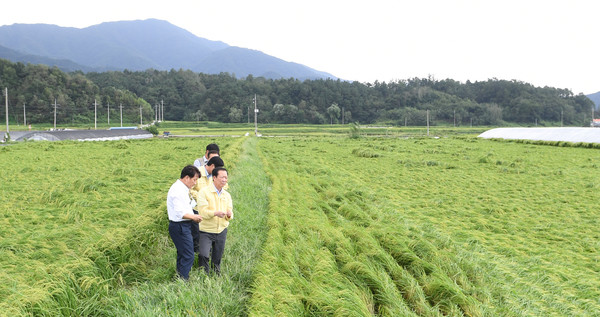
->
xmin=166 ymin=143 xmax=233 ymax=280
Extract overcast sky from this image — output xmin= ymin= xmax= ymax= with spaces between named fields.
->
xmin=2 ymin=0 xmax=599 ymax=94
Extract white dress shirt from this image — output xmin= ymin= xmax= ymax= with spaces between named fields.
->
xmin=167 ymin=179 xmax=195 ymax=222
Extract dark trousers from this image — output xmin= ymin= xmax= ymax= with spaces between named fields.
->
xmin=191 ymin=209 xmax=200 ymax=253
xmin=198 ymin=228 xmax=228 ymax=275
xmin=168 ymin=221 xmax=194 ymax=280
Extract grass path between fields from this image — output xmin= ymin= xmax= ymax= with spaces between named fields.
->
xmin=106 ymin=137 xmax=270 ymax=316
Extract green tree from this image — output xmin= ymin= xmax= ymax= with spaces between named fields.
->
xmin=272 ymin=103 xmax=299 ymax=123
xmin=189 ymin=109 xmax=207 ymax=122
xmin=327 ymin=103 xmax=340 ymax=124
xmin=228 ymin=107 xmax=243 ymax=123
xmin=481 ymin=103 xmax=503 ymax=125
xmin=343 ymin=110 xmax=352 ymax=124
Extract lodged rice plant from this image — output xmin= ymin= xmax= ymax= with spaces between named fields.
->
xmin=0 ymin=136 xmax=241 ymax=315
xmin=2 ymin=129 xmax=599 ymax=316
xmin=103 ymin=136 xmax=270 ymax=316
xmin=248 ymin=135 xmax=600 ymax=316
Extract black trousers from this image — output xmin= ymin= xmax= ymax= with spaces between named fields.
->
xmin=168 ymin=221 xmax=194 ymax=280
xmin=191 ymin=209 xmax=200 ymax=253
xmin=198 ymin=228 xmax=228 ymax=275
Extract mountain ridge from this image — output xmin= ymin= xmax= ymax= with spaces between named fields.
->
xmin=0 ymin=44 xmax=95 ymax=72
xmin=0 ymin=19 xmax=336 ymax=80
xmin=586 ymin=91 xmax=600 ymax=110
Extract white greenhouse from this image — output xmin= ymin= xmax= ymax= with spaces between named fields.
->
xmin=478 ymin=127 xmax=600 ymax=144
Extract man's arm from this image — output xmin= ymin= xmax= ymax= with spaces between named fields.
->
xmin=183 ymin=212 xmax=202 ymax=223
xmin=174 ymin=193 xmax=202 ymax=222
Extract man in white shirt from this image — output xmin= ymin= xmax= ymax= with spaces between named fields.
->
xmin=193 ymin=143 xmax=220 ymax=168
xmin=167 ymin=165 xmax=202 ymax=280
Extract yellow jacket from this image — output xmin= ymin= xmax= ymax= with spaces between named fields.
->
xmin=190 ymin=166 xmax=211 ymax=203
xmin=196 ymin=185 xmax=233 ymax=233
xmin=190 ymin=167 xmax=228 ymax=205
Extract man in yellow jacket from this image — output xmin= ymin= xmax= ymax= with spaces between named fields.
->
xmin=190 ymin=156 xmax=225 ymax=203
xmin=196 ymin=167 xmax=233 ymax=275
xmin=189 ymin=156 xmax=225 ymax=255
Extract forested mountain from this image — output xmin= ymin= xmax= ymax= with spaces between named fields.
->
xmin=587 ymin=91 xmax=600 ymax=110
xmin=0 ymin=58 xmax=594 ymax=127
xmin=0 ymin=19 xmax=335 ymax=80
xmin=0 ymin=45 xmax=93 ymax=72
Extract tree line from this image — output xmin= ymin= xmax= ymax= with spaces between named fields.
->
xmin=0 ymin=60 xmax=153 ymax=126
xmin=0 ymin=58 xmax=594 ymax=126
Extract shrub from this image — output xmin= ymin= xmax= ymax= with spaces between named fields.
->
xmin=145 ymin=125 xmax=158 ymax=135
xmin=348 ymin=122 xmax=361 ymax=139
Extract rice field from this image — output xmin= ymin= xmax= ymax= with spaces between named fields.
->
xmin=249 ymin=135 xmax=600 ymax=316
xmin=1 ymin=129 xmax=598 ymax=316
xmin=0 ymin=136 xmax=244 ymax=315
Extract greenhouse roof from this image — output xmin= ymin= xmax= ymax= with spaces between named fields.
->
xmin=478 ymin=127 xmax=600 ymax=144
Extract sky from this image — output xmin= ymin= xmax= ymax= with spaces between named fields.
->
xmin=2 ymin=0 xmax=599 ymax=94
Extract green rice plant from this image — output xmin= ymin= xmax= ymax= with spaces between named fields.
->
xmin=352 ymin=148 xmax=381 ymax=158
xmin=341 ymin=260 xmax=417 ymax=316
xmin=248 ymin=135 xmax=600 ymax=316
xmin=3 ymin=126 xmax=600 ymax=315
xmin=103 ymin=136 xmax=269 ymax=316
xmin=0 ymin=137 xmax=242 ymax=315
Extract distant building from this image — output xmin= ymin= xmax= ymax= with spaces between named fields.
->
xmin=591 ymin=119 xmax=600 ymax=127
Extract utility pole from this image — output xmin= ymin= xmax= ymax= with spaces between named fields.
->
xmin=94 ymin=99 xmax=97 ymax=130
xmin=426 ymin=109 xmax=430 ymax=137
xmin=23 ymin=103 xmax=26 ymax=128
xmin=53 ymin=99 xmax=58 ymax=129
xmin=107 ymin=101 xmax=110 ymax=126
xmin=4 ymin=88 xmax=8 ymax=134
xmin=120 ymin=103 xmax=123 ymax=127
xmin=139 ymin=105 xmax=143 ymax=125
xmin=161 ymin=99 xmax=164 ymax=122
xmin=254 ymin=94 xmax=258 ymax=135
xmin=561 ymin=109 xmax=563 ymax=127
xmin=453 ymin=110 xmax=456 ymax=127
xmin=155 ymin=104 xmax=158 ymax=122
